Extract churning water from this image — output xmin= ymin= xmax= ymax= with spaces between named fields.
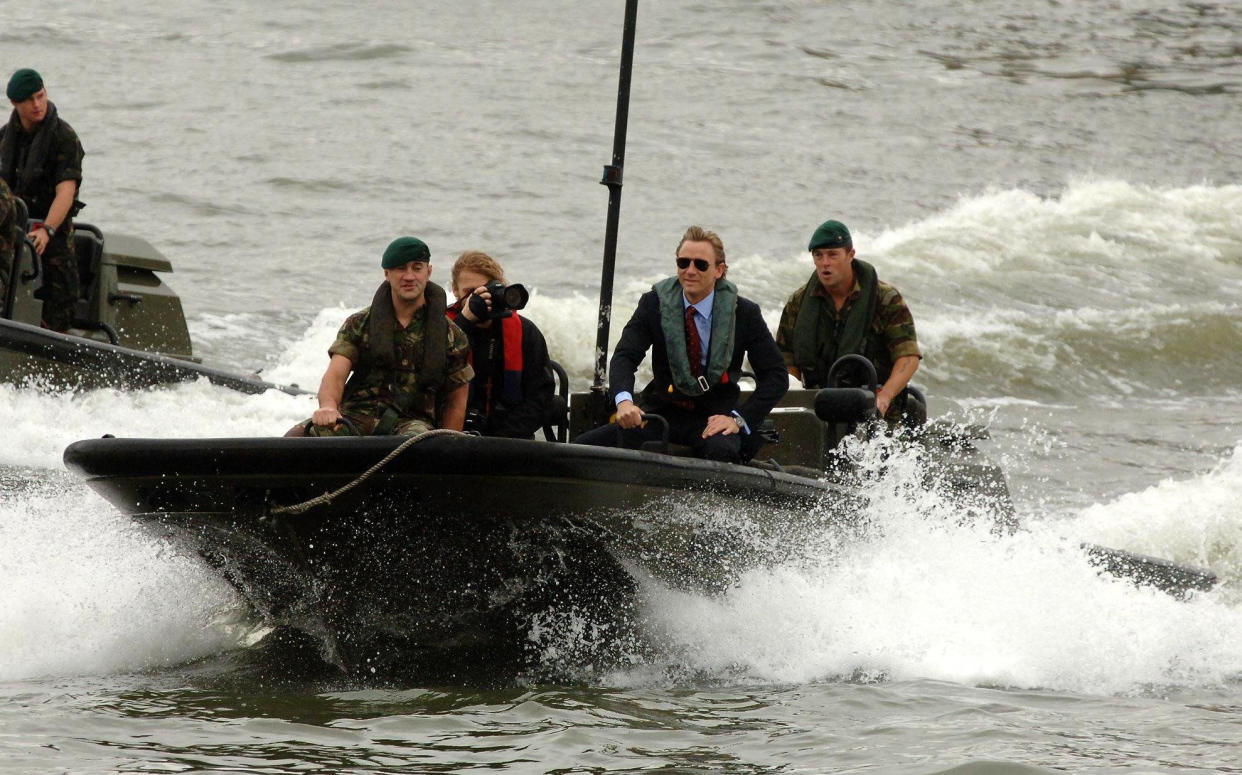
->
xmin=3 ymin=0 xmax=1242 ymax=772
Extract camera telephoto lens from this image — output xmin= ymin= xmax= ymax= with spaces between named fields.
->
xmin=500 ymin=283 xmax=528 ymax=312
xmin=484 ymin=281 xmax=528 ymax=318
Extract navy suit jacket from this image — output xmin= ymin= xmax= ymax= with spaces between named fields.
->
xmin=609 ymin=288 xmax=788 ymax=430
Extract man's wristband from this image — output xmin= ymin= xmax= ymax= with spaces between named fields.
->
xmin=42 ymin=223 xmax=55 ymax=237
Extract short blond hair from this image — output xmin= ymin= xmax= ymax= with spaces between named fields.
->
xmin=676 ymin=225 xmax=727 ymax=276
xmin=451 ymin=250 xmax=506 ymax=292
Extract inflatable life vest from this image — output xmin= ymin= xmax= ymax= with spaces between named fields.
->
xmin=653 ymin=276 xmax=739 ymax=397
xmin=791 ymin=258 xmax=889 ymax=388
xmin=342 ymin=280 xmax=449 ymax=432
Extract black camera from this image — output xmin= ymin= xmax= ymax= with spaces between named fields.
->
xmin=472 ymin=280 xmax=529 ymax=320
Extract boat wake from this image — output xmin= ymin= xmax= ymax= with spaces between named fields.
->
xmin=601 ymin=438 xmax=1242 ymax=695
xmin=1071 ymin=444 xmax=1242 ymax=599
xmin=0 ymin=375 xmax=314 ymax=472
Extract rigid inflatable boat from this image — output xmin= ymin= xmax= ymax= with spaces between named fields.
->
xmin=1 ymin=218 xmax=304 ymax=395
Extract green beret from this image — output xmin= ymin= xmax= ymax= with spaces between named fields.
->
xmin=6 ymin=68 xmax=43 ymax=102
xmin=808 ymin=220 xmax=852 ymax=251
xmin=381 ymin=236 xmax=430 ymax=269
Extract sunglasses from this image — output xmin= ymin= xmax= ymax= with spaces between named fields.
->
xmin=676 ymin=257 xmax=711 ymax=272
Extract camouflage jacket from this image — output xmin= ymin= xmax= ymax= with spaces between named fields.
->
xmin=776 ymin=272 xmax=920 ymax=386
xmin=0 ymin=178 xmax=15 ymax=288
xmin=330 ymin=304 xmax=473 ymax=424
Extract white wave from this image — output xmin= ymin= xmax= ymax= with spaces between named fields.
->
xmin=260 ymin=305 xmax=354 ymax=388
xmin=521 ymin=291 xmax=610 ymax=386
xmin=0 ymin=381 xmax=315 ymax=471
xmin=0 ymin=482 xmax=245 ymax=681
xmin=871 ymin=179 xmax=1242 ymax=281
xmin=621 ymin=437 xmax=1242 ymax=695
xmin=920 ymin=299 xmax=1239 ymax=355
xmin=1071 ymin=444 xmax=1242 ymax=590
xmin=679 ymin=181 xmax=1242 ymax=321
xmin=636 ymin=532 xmax=1242 ymax=695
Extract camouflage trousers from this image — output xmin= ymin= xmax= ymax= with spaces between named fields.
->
xmin=304 ymin=411 xmax=435 ymax=438
xmin=0 ymin=248 xmax=9 ymax=312
xmin=36 ymin=231 xmax=79 ymax=332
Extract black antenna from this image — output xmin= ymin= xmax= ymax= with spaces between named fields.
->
xmin=589 ymin=0 xmax=639 ymax=422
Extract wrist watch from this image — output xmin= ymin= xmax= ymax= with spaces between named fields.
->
xmin=42 ymin=223 xmax=55 ymax=238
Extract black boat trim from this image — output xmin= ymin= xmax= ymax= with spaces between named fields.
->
xmin=1 ymin=317 xmax=308 ymax=395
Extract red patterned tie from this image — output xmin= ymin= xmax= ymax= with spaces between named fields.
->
xmin=685 ymin=305 xmax=703 ymax=377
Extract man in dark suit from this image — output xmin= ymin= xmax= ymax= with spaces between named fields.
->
xmin=574 ymin=225 xmax=788 ymax=462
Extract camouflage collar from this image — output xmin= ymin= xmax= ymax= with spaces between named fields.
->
xmin=811 ymin=276 xmax=862 ymax=305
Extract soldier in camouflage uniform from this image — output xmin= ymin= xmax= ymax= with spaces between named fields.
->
xmin=0 ymin=178 xmax=15 ymax=311
xmin=0 ymin=68 xmax=85 ymax=332
xmin=289 ymin=236 xmax=473 ymax=437
xmin=776 ymin=219 xmax=921 ymax=423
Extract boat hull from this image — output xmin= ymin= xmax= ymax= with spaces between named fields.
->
xmin=64 ymin=435 xmax=849 ymax=677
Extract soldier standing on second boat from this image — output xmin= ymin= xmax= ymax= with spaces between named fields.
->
xmin=0 ymin=68 xmax=85 ymax=332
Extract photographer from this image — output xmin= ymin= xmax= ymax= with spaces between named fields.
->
xmin=448 ymin=251 xmax=555 ymax=439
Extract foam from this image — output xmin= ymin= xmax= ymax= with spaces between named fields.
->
xmin=0 ymin=380 xmax=315 ymax=471
xmin=0 ymin=482 xmax=245 ymax=681
xmin=1072 ymin=444 xmax=1242 ymax=591
xmin=622 ymin=438 xmax=1242 ymax=694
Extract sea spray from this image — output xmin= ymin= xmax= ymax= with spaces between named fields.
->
xmin=621 ymin=434 xmax=1242 ymax=695
xmin=0 ymin=481 xmax=246 ymax=681
xmin=886 ymin=180 xmax=1242 ymax=400
xmin=0 ymin=381 xmax=314 ymax=471
xmin=253 ymin=305 xmax=353 ymax=389
xmin=1069 ymin=444 xmax=1242 ymax=598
